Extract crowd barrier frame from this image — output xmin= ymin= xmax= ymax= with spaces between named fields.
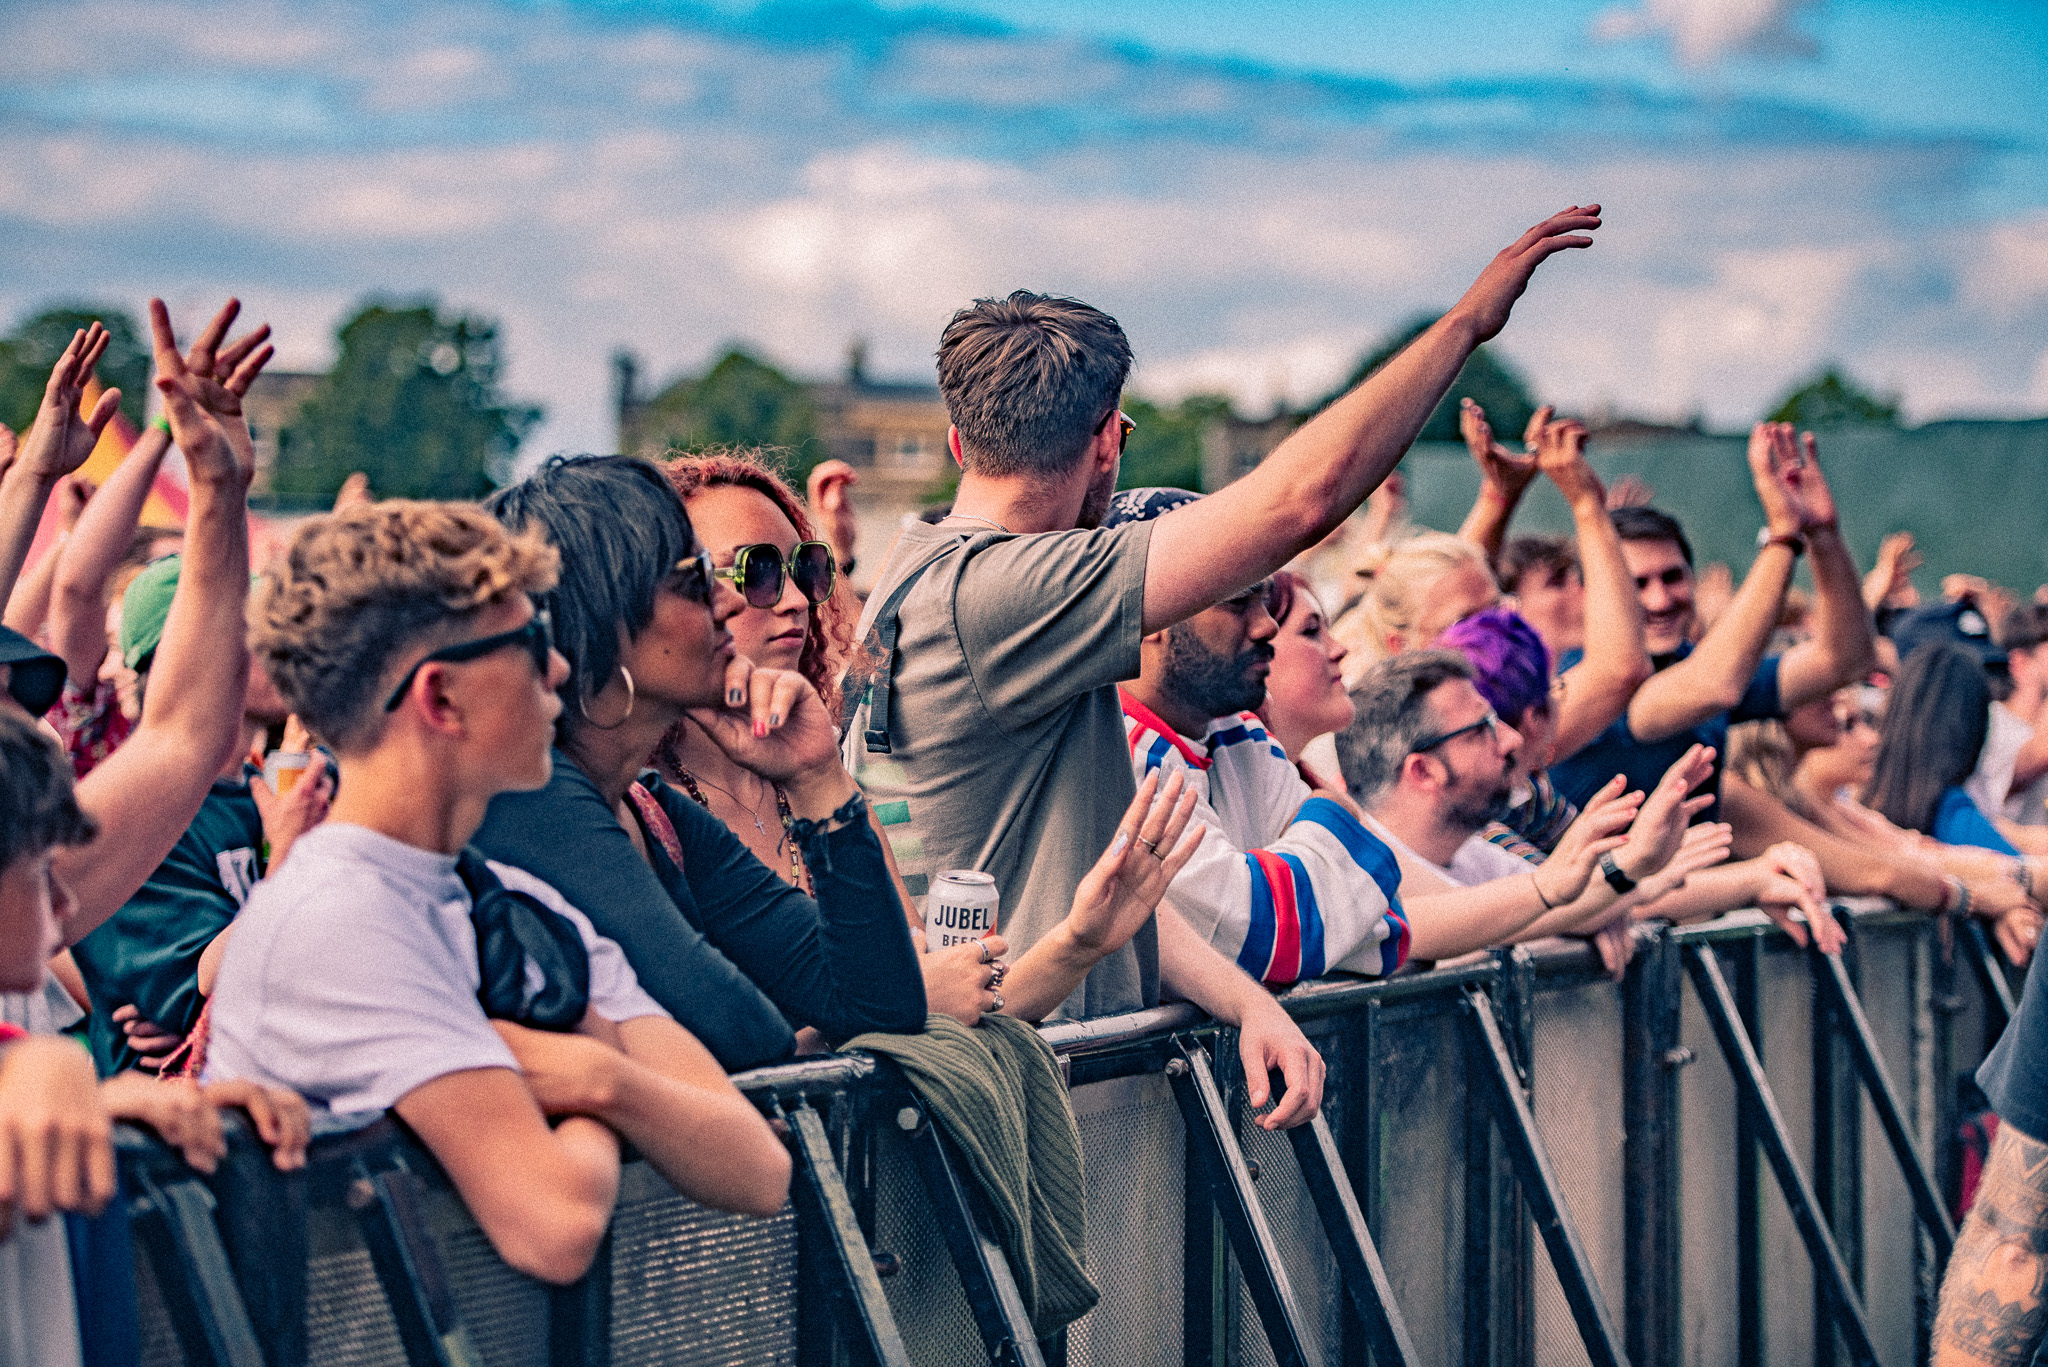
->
xmin=110 ymin=899 xmax=2025 ymax=1367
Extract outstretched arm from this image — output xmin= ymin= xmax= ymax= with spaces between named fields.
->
xmin=1624 ymin=423 xmax=1801 ymax=742
xmin=1158 ymin=908 xmax=1325 ymax=1129
xmin=48 ymin=425 xmax=173 ymax=686
xmin=1936 ymin=1120 xmax=2048 ymax=1365
xmin=60 ymin=299 xmax=271 ymax=941
xmin=1455 ymin=399 xmax=1542 ymax=564
xmin=0 ymin=326 xmax=122 ymax=604
xmin=1142 ymin=206 xmax=1602 ymax=632
xmin=1772 ymin=430 xmax=1877 ymax=707
xmin=1540 ymin=417 xmax=1652 ymax=756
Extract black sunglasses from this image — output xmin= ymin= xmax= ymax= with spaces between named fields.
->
xmin=713 ymin=541 xmax=836 ymax=610
xmin=1412 ymin=708 xmax=1501 ymax=755
xmin=1096 ymin=407 xmax=1136 ymax=454
xmin=383 ymin=610 xmax=554 ymax=712
xmin=667 ymin=550 xmax=718 ymax=606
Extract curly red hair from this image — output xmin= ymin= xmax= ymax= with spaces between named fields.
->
xmin=659 ymin=450 xmax=855 ymax=715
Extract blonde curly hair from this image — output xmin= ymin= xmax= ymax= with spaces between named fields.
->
xmin=1331 ymin=531 xmax=1496 ymax=686
xmin=253 ymin=500 xmax=559 ymax=753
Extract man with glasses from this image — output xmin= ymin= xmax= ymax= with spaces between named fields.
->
xmin=846 ymin=207 xmax=1602 ymax=1126
xmin=1550 ymin=422 xmax=1877 ymax=817
xmin=1106 ymin=488 xmax=1408 ymax=987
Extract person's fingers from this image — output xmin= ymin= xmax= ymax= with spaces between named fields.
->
xmin=1154 ymin=787 xmax=1200 ymax=858
xmin=1159 ymin=823 xmax=1206 ymax=883
xmin=213 ymin=322 xmax=271 ymax=378
xmin=720 ymin=652 xmax=754 ymax=708
xmin=1678 ymin=794 xmax=1715 ymax=819
xmin=49 ymin=1118 xmax=83 ymax=1217
xmin=186 ymin=298 xmax=240 ymax=373
xmin=270 ymin=1090 xmax=310 ymax=1171
xmin=82 ymin=1123 xmax=115 ymax=1216
xmin=223 ymin=343 xmax=275 ymax=399
xmin=1262 ymin=1045 xmax=1321 ymax=1130
xmin=767 ymin=671 xmax=808 ymax=730
xmin=183 ymin=1100 xmax=225 ymax=1174
xmin=1137 ymin=774 xmax=1182 ymax=849
xmin=17 ymin=1118 xmax=52 ymax=1222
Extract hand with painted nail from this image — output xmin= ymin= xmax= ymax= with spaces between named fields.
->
xmin=685 ymin=661 xmax=854 ymax=820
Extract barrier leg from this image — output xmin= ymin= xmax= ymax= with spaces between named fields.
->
xmin=345 ymin=1157 xmax=485 ymax=1367
xmin=1165 ymin=1033 xmax=1319 ymax=1367
xmin=546 ymin=1230 xmax=610 ymax=1367
xmin=1622 ymin=927 xmax=1684 ymax=1367
xmin=784 ymin=1100 xmax=914 ymax=1367
xmin=1960 ymin=917 xmax=2019 ymax=1034
xmin=1286 ymin=1113 xmax=1423 ymax=1367
xmin=126 ymin=1168 xmax=268 ymax=1367
xmin=1462 ymin=990 xmax=1631 ymax=1367
xmin=1812 ymin=945 xmax=1958 ymax=1263
xmin=1683 ymin=944 xmax=1882 ymax=1367
xmin=890 ymin=1086 xmax=1048 ymax=1367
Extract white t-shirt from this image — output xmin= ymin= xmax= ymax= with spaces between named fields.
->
xmin=204 ymin=823 xmax=666 ymax=1116
xmin=0 ymin=981 xmax=85 ymax=1367
xmin=1362 ymin=813 xmax=1534 ymax=889
xmin=1967 ymin=701 xmax=2031 ymax=819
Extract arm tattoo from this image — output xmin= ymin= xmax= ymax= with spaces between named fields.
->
xmin=1937 ymin=1122 xmax=2048 ymax=1365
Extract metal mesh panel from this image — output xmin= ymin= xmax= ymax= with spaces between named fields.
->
xmin=304 ymin=1204 xmax=409 ymax=1367
xmin=132 ymin=1237 xmax=190 ymax=1367
xmin=1067 ymin=1072 xmax=1186 ymax=1367
xmin=1527 ymin=978 xmax=1628 ymax=1367
xmin=1758 ymin=947 xmax=1818 ymax=1366
xmin=1372 ymin=1001 xmax=1467 ymax=1367
xmin=1856 ymin=926 xmax=1925 ymax=1366
xmin=1236 ymin=1020 xmax=1347 ymax=1367
xmin=871 ymin=1120 xmax=985 ymax=1367
xmin=1677 ymin=959 xmax=1741 ymax=1367
xmin=606 ymin=1162 xmax=798 ymax=1367
xmin=424 ymin=1186 xmax=549 ymax=1367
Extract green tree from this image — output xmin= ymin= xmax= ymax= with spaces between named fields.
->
xmin=1767 ymin=367 xmax=1899 ymax=427
xmin=273 ymin=301 xmax=540 ymax=503
xmin=1118 ymin=394 xmax=1234 ymax=492
xmin=634 ymin=348 xmax=821 ymax=483
xmin=1317 ymin=316 xmax=1536 ymax=442
xmin=0 ymin=305 xmax=150 ymax=433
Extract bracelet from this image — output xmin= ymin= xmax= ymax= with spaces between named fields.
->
xmin=1942 ymin=875 xmax=1972 ymax=918
xmin=1530 ymin=873 xmax=1556 ymax=911
xmin=1599 ymin=850 xmax=1638 ymax=895
xmin=1756 ymin=526 xmax=1807 ymax=556
xmin=787 ymin=789 xmax=866 ymax=843
xmin=150 ymin=414 xmax=171 ymax=433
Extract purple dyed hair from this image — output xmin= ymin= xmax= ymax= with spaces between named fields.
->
xmin=1435 ymin=606 xmax=1552 ymax=723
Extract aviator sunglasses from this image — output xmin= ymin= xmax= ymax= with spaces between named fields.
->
xmin=713 ymin=541 xmax=837 ymax=610
xmin=383 ymin=609 xmax=554 ymax=712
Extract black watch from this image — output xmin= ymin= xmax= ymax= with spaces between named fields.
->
xmin=1600 ymin=851 xmax=1637 ymax=894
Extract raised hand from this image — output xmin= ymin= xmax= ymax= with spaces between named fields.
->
xmin=148 ymin=298 xmax=272 ymax=489
xmin=1616 ymin=745 xmax=1716 ymax=880
xmin=1605 ymin=473 xmax=1654 ymax=510
xmin=1749 ymin=423 xmax=1838 ymax=539
xmin=1755 ymin=840 xmax=1843 ymax=953
xmin=1540 ymin=775 xmax=1640 ymax=906
xmin=1533 ymin=412 xmax=1607 ymax=507
xmin=1460 ymin=398 xmax=1539 ymax=498
xmin=13 ymin=324 xmax=123 ymax=484
xmin=687 ymin=657 xmax=850 ymax=810
xmin=805 ymin=460 xmax=861 ymax=565
xmin=1633 ymin=820 xmax=1733 ymax=906
xmin=1065 ymin=770 xmax=1204 ymax=957
xmin=332 ymin=472 xmax=373 ymax=512
xmin=1862 ymin=531 xmax=1922 ymax=611
xmin=1449 ymin=205 xmax=1602 ymax=344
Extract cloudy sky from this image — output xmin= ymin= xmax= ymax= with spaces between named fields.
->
xmin=3 ymin=0 xmax=2043 ymax=460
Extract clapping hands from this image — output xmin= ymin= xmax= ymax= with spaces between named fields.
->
xmin=1459 ymin=398 xmax=1539 ymax=500
xmin=1748 ymin=423 xmax=1838 ymax=539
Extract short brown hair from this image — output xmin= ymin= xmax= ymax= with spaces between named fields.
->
xmin=2003 ymin=602 xmax=2048 ymax=652
xmin=0 ymin=711 xmax=95 ymax=871
xmin=936 ymin=291 xmax=1132 ymax=479
xmin=1497 ymin=535 xmax=1577 ymax=595
xmin=253 ymin=501 xmax=559 ymax=752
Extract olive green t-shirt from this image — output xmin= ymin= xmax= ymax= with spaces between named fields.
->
xmin=844 ymin=519 xmax=1154 ymax=1019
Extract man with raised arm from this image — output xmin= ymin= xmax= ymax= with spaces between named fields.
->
xmin=846 ymin=205 xmax=1600 ymax=1127
xmin=1549 ymin=422 xmax=1878 ymax=818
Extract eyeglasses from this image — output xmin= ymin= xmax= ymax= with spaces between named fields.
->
xmin=667 ymin=550 xmax=717 ymax=606
xmin=383 ymin=609 xmax=554 ymax=713
xmin=1097 ymin=408 xmax=1137 ymax=454
xmin=1412 ymin=708 xmax=1501 ymax=754
xmin=713 ymin=541 xmax=837 ymax=610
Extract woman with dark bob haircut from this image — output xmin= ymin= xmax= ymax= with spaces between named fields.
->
xmin=471 ymin=455 xmax=928 ymax=1069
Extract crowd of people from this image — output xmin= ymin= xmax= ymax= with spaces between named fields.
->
xmin=1 ymin=202 xmax=2046 ymax=1364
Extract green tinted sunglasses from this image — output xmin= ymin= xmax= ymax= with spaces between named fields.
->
xmin=714 ymin=541 xmax=836 ymax=609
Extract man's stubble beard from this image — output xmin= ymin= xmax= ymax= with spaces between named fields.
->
xmin=1163 ymin=626 xmax=1271 ymax=723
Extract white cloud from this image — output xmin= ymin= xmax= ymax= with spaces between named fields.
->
xmin=1592 ymin=0 xmax=1822 ymax=67
xmin=0 ymin=0 xmax=2037 ymax=460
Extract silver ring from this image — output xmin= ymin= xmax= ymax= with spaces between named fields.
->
xmin=977 ymin=940 xmax=992 ymax=965
xmin=1135 ymin=835 xmax=1159 ymax=855
xmin=990 ymin=963 xmax=1007 ymax=986
xmin=990 ymin=990 xmax=1004 ymax=1013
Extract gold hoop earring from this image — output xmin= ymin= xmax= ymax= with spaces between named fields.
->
xmin=578 ymin=665 xmax=635 ymax=730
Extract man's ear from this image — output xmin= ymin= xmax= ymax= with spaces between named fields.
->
xmin=1401 ymin=751 xmax=1439 ymax=791
xmin=410 ymin=662 xmax=469 ymax=738
xmin=948 ymin=426 xmax=965 ymax=470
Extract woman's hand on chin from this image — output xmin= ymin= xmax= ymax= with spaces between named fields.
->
xmin=686 ymin=656 xmax=850 ymax=808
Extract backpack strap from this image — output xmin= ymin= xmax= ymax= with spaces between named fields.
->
xmin=846 ymin=548 xmax=952 ymax=754
xmin=456 ymin=848 xmax=591 ymax=1031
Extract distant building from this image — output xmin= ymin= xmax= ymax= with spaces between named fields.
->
xmin=1200 ymin=410 xmax=1301 ymax=491
xmin=240 ymin=371 xmax=323 ymax=499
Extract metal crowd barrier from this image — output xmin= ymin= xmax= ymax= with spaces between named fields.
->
xmin=113 ymin=900 xmax=2024 ymax=1367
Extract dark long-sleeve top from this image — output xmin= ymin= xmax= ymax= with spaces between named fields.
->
xmin=472 ymin=750 xmax=925 ymax=1070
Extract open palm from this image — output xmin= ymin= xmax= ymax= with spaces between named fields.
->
xmin=149 ymin=298 xmax=272 ymax=487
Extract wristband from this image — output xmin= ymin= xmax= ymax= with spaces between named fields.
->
xmin=2014 ymin=860 xmax=2035 ymax=900
xmin=1600 ymin=850 xmax=1637 ymax=894
xmin=1530 ymin=873 xmax=1556 ymax=911
xmin=150 ymin=414 xmax=171 ymax=433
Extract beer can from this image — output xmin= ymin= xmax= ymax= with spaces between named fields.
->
xmin=926 ymin=870 xmax=999 ymax=953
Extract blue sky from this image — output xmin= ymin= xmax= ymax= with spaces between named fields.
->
xmin=3 ymin=0 xmax=2043 ymax=458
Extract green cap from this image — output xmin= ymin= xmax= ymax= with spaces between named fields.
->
xmin=120 ymin=554 xmax=182 ymax=671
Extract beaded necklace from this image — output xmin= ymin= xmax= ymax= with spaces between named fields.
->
xmin=672 ymin=766 xmax=808 ymax=894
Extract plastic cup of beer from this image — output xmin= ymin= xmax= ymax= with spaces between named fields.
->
xmin=263 ymin=750 xmax=311 ymax=795
xmin=927 ymin=870 xmax=999 ymax=953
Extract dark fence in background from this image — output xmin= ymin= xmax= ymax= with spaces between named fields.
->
xmin=115 ymin=900 xmax=2020 ymax=1367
